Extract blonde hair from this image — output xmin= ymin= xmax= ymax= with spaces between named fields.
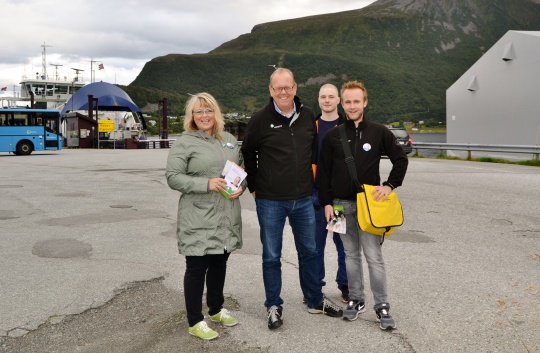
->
xmin=340 ymin=80 xmax=368 ymax=100
xmin=183 ymin=92 xmax=225 ymax=140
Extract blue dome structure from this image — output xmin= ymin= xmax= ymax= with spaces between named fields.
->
xmin=61 ymin=81 xmax=146 ymax=129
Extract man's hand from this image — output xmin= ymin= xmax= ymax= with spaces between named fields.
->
xmin=324 ymin=204 xmax=334 ymax=222
xmin=372 ymin=185 xmax=392 ymax=201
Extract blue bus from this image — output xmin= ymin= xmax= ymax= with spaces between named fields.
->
xmin=0 ymin=108 xmax=63 ymax=155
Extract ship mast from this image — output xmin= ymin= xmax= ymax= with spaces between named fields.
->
xmin=41 ymin=42 xmax=52 ymax=80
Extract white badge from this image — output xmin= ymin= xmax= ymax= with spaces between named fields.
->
xmin=363 ymin=143 xmax=371 ymax=151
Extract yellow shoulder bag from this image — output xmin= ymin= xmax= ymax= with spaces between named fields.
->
xmin=357 ymin=184 xmax=403 ymax=238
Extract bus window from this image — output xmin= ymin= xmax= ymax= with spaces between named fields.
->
xmin=44 ymin=117 xmax=58 ymax=134
xmin=2 ymin=113 xmax=13 ymax=126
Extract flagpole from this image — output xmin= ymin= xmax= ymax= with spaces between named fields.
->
xmin=85 ymin=59 xmax=100 ymax=83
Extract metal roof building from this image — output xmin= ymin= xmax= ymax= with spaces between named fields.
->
xmin=446 ymin=31 xmax=540 ymax=150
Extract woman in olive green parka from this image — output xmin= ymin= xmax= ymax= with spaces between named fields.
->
xmin=166 ymin=92 xmax=245 ymax=340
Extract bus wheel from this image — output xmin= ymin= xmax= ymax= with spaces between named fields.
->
xmin=16 ymin=141 xmax=33 ymax=155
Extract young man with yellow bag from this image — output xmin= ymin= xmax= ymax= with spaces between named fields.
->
xmin=318 ymin=80 xmax=408 ymax=330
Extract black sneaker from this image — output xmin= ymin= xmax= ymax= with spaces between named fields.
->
xmin=339 ymin=285 xmax=350 ymax=303
xmin=267 ymin=305 xmax=283 ymax=330
xmin=374 ymin=303 xmax=396 ymax=330
xmin=307 ymin=298 xmax=343 ymax=317
xmin=342 ymin=300 xmax=366 ymax=321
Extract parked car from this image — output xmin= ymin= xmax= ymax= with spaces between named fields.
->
xmin=388 ymin=127 xmax=413 ymax=154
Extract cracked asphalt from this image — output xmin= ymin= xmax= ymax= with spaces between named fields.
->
xmin=1 ymin=149 xmax=539 ymax=353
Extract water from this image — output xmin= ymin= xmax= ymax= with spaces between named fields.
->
xmin=410 ymin=133 xmax=446 ymax=157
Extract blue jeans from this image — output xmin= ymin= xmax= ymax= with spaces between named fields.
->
xmin=315 ymin=205 xmax=348 ymax=288
xmin=255 ymin=196 xmax=323 ymax=309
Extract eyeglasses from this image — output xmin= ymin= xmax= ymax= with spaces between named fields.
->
xmin=270 ymin=85 xmax=296 ymax=93
xmin=193 ymin=109 xmax=214 ymax=115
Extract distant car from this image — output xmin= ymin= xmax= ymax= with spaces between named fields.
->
xmin=388 ymin=127 xmax=413 ymax=154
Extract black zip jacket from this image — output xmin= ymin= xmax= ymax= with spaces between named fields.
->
xmin=314 ymin=112 xmax=347 ymax=189
xmin=241 ymin=96 xmax=317 ymax=200
xmin=318 ymin=118 xmax=408 ymax=206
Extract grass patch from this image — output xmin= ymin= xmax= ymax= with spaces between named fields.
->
xmin=517 ymin=159 xmax=540 ymax=167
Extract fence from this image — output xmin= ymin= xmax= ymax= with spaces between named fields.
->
xmin=412 ymin=142 xmax=540 ymax=160
xmin=97 ymin=138 xmax=177 ymax=149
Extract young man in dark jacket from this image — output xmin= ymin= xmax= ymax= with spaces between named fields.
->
xmin=241 ymin=68 xmax=343 ymax=330
xmin=318 ymin=80 xmax=408 ymax=330
xmin=313 ymin=84 xmax=348 ymax=302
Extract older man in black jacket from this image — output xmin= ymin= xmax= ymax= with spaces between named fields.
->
xmin=241 ymin=68 xmax=343 ymax=330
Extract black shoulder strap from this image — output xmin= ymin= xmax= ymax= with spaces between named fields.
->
xmin=338 ymin=124 xmax=363 ymax=192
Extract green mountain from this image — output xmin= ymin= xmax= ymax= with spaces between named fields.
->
xmin=127 ymin=0 xmax=540 ymax=124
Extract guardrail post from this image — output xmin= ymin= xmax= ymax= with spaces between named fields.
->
xmin=467 ymin=151 xmax=472 ymax=160
xmin=534 ymin=153 xmax=539 ymax=161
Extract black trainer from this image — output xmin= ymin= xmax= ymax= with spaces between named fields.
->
xmin=342 ymin=300 xmax=366 ymax=321
xmin=374 ymin=303 xmax=396 ymax=330
xmin=339 ymin=285 xmax=350 ymax=303
xmin=307 ymin=298 xmax=343 ymax=317
xmin=267 ymin=305 xmax=283 ymax=330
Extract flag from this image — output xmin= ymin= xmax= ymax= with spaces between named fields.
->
xmin=98 ymin=63 xmax=104 ymax=70
xmin=0 ymin=87 xmax=6 ymax=91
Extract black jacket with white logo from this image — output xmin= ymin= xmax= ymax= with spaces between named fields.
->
xmin=241 ymin=96 xmax=317 ymax=200
xmin=318 ymin=118 xmax=408 ymax=206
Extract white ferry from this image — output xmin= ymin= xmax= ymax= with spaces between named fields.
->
xmin=17 ymin=71 xmax=85 ymax=110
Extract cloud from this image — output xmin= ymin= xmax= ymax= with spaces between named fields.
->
xmin=0 ymin=0 xmax=375 ymax=88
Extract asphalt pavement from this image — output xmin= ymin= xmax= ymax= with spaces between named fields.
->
xmin=0 ymin=149 xmax=539 ymax=353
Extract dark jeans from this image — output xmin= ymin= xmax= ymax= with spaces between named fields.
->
xmin=315 ymin=205 xmax=348 ymax=288
xmin=184 ymin=252 xmax=230 ymax=327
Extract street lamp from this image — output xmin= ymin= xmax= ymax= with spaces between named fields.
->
xmin=70 ymin=68 xmax=83 ymax=111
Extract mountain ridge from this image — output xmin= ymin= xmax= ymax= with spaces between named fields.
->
xmin=128 ymin=0 xmax=540 ymax=124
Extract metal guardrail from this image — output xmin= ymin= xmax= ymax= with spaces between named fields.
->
xmin=412 ymin=142 xmax=540 ymax=160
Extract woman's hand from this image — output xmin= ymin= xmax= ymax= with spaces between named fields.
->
xmin=208 ymin=178 xmax=227 ymax=193
xmin=228 ymin=186 xmax=243 ymax=199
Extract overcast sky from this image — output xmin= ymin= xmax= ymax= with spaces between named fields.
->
xmin=0 ymin=0 xmax=376 ymax=94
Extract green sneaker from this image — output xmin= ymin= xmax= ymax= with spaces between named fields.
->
xmin=210 ymin=308 xmax=238 ymax=327
xmin=188 ymin=321 xmax=219 ymax=340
